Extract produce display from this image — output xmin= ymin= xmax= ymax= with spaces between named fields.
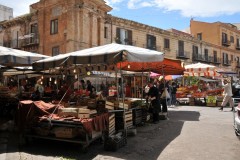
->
xmin=176 ymin=85 xmax=223 ymax=99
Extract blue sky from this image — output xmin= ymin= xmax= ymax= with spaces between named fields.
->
xmin=1 ymin=0 xmax=240 ymax=31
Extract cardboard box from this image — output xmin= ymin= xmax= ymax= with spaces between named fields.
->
xmin=58 ymin=108 xmax=79 ymax=117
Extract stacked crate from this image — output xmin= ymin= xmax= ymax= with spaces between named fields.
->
xmin=189 ymin=97 xmax=195 ymax=106
xmin=108 ymin=113 xmax=115 ymax=136
xmin=133 ymin=108 xmax=142 ymax=126
xmin=125 ymin=110 xmax=133 ymax=129
xmin=115 ymin=110 xmax=133 ymax=131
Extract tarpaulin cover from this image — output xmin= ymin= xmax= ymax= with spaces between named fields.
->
xmin=32 ymin=43 xmax=164 ymax=70
xmin=0 ymin=46 xmax=49 ymax=66
xmin=17 ymin=100 xmax=109 ymax=134
xmin=16 ymin=100 xmax=60 ymax=132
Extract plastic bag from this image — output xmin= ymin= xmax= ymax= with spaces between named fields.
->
xmin=161 ymin=88 xmax=170 ymax=99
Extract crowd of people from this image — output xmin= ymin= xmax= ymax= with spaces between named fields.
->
xmin=144 ymin=78 xmax=179 ymax=123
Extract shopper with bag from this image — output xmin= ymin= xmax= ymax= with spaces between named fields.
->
xmin=147 ymin=81 xmax=160 ymax=123
xmin=159 ymin=78 xmax=169 ymax=114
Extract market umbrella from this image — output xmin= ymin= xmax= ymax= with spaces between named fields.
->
xmin=150 ymin=72 xmax=160 ymax=78
xmin=184 ymin=62 xmax=220 ymax=77
xmin=117 ymin=58 xmax=184 ymax=75
xmin=0 ymin=46 xmax=50 ymax=67
xmin=165 ymin=75 xmax=182 ymax=80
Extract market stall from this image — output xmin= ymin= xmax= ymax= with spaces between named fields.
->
xmin=179 ymin=63 xmax=224 ymax=106
xmin=28 ymin=43 xmax=169 ymax=150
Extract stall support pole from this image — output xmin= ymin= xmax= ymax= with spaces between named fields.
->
xmin=120 ymin=63 xmax=127 ymax=138
xmin=141 ymin=67 xmax=144 ymax=101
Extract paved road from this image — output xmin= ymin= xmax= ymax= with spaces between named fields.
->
xmin=1 ymin=106 xmax=240 ymax=160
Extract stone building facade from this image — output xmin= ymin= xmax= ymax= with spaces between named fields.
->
xmin=0 ymin=0 xmax=239 ymax=75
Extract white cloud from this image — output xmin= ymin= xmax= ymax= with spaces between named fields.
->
xmin=128 ymin=0 xmax=240 ymax=17
xmin=128 ymin=0 xmax=154 ymax=9
xmin=2 ymin=0 xmax=240 ymax=18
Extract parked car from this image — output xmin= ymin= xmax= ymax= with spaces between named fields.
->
xmin=233 ymin=98 xmax=240 ymax=136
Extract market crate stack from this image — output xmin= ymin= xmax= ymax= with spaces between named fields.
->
xmin=108 ymin=113 xmax=115 ymax=136
xmin=105 ymin=101 xmax=115 ymax=110
xmin=115 ymin=110 xmax=133 ymax=131
xmin=189 ymin=97 xmax=195 ymax=106
xmin=132 ymin=108 xmax=142 ymax=126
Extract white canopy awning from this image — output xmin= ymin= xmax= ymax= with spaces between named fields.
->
xmin=184 ymin=62 xmax=220 ymax=77
xmin=0 ymin=46 xmax=49 ymax=67
xmin=33 ymin=43 xmax=164 ymax=70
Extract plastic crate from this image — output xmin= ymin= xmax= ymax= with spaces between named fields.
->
xmin=104 ymin=134 xmax=127 ymax=151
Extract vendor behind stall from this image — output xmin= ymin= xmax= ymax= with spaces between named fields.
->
xmin=32 ymin=79 xmax=44 ymax=100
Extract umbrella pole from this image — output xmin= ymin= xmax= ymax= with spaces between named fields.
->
xmin=141 ymin=66 xmax=143 ymax=101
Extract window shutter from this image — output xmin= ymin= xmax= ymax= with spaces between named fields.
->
xmin=116 ymin=28 xmax=120 ymax=43
xmin=128 ymin=30 xmax=132 ymax=45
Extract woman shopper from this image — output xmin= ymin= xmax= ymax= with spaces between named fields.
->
xmin=219 ymin=78 xmax=234 ymax=111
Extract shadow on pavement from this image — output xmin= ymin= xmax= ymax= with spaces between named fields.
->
xmin=4 ymin=110 xmax=200 ymax=160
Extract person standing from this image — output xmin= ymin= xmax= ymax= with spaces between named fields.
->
xmin=33 ymin=79 xmax=44 ymax=100
xmin=158 ymin=79 xmax=168 ymax=114
xmin=147 ymin=81 xmax=160 ymax=123
xmin=171 ymin=81 xmax=178 ymax=107
xmin=219 ymin=78 xmax=234 ymax=111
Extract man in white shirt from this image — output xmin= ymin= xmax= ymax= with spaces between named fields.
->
xmin=219 ymin=78 xmax=234 ymax=111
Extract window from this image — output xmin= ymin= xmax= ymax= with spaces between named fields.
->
xmin=230 ymin=36 xmax=234 ymax=43
xmin=116 ymin=28 xmax=132 ymax=45
xmin=146 ymin=34 xmax=156 ymax=50
xmin=178 ymin=40 xmax=184 ymax=56
xmin=104 ymin=27 xmax=108 ymax=38
xmin=164 ymin=38 xmax=170 ymax=49
xmin=222 ymin=33 xmax=228 ymax=43
xmin=197 ymin=33 xmax=202 ymax=40
xmin=50 ymin=19 xmax=58 ymax=34
xmin=204 ymin=49 xmax=208 ymax=61
xmin=222 ymin=52 xmax=229 ymax=64
xmin=213 ymin=51 xmax=217 ymax=62
xmin=237 ymin=38 xmax=240 ymax=47
xmin=192 ymin=45 xmax=198 ymax=60
xmin=192 ymin=45 xmax=198 ymax=54
xmin=52 ymin=46 xmax=60 ymax=56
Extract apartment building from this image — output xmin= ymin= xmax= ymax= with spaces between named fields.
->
xmin=0 ymin=0 xmax=239 ymax=75
xmin=190 ymin=20 xmax=240 ymax=73
xmin=0 ymin=4 xmax=13 ymax=22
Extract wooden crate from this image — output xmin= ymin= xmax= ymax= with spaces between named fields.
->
xmin=206 ymin=103 xmax=216 ymax=107
xmin=108 ymin=114 xmax=115 ymax=136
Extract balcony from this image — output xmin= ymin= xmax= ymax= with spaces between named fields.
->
xmin=222 ymin=60 xmax=232 ymax=66
xmin=192 ymin=53 xmax=206 ymax=62
xmin=20 ymin=37 xmax=39 ymax=48
xmin=212 ymin=57 xmax=221 ymax=64
xmin=222 ymin=40 xmax=231 ymax=47
xmin=176 ymin=50 xmax=190 ymax=59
